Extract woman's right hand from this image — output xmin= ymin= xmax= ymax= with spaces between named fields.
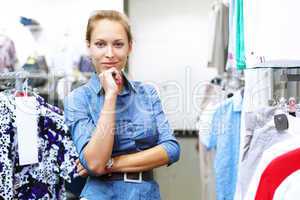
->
xmin=99 ymin=68 xmax=123 ymax=97
xmin=76 ymin=159 xmax=88 ymax=177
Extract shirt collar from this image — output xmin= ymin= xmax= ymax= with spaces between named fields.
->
xmin=88 ymin=72 xmax=137 ymax=95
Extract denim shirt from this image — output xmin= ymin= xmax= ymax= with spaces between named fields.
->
xmin=64 ymin=73 xmax=180 ymax=199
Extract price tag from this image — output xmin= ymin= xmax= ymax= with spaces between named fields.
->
xmin=15 ymin=96 xmax=39 ymax=165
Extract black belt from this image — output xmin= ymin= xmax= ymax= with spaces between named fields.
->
xmin=98 ymin=171 xmax=153 ymax=183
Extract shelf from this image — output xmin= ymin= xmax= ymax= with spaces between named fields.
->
xmin=247 ymin=60 xmax=300 ymax=69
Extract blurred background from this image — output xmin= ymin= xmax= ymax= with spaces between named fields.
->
xmin=1 ymin=0 xmax=300 ymax=199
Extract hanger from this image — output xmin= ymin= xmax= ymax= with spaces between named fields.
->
xmin=15 ymin=78 xmax=29 ymax=97
xmin=0 ymin=71 xmax=39 ymax=99
xmin=5 ymin=71 xmax=35 ymax=97
xmin=210 ymin=76 xmax=222 ymax=86
xmin=274 ymin=97 xmax=289 ymax=131
xmin=240 ymin=88 xmax=244 ymax=98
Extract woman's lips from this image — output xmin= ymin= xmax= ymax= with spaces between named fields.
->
xmin=102 ymin=62 xmax=118 ymax=66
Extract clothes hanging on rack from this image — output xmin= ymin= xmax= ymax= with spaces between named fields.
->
xmin=78 ymin=55 xmax=94 ymax=73
xmin=202 ymin=91 xmax=243 ymax=200
xmin=254 ymin=147 xmax=300 ymax=200
xmin=235 ymin=107 xmax=300 ymax=200
xmin=22 ymin=55 xmax=49 ymax=87
xmin=226 ymin=0 xmax=236 ymax=70
xmin=207 ymin=0 xmax=229 ymax=75
xmin=0 ymin=35 xmax=17 ymax=72
xmin=226 ymin=0 xmax=246 ymax=71
xmin=273 ymin=169 xmax=300 ymax=200
xmin=235 ymin=107 xmax=289 ymax=199
xmin=245 ymin=137 xmax=300 ymax=200
xmin=197 ymin=83 xmax=227 ymax=200
xmin=217 ymin=0 xmax=300 ymax=70
xmin=200 ymin=96 xmax=300 ymax=200
xmin=45 ymin=33 xmax=82 ymax=75
xmin=0 ymin=93 xmax=78 ymax=200
xmin=235 ymin=0 xmax=245 ymax=70
xmin=197 ymin=83 xmax=227 ymax=146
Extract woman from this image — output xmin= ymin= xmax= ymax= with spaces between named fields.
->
xmin=64 ymin=10 xmax=180 ymax=200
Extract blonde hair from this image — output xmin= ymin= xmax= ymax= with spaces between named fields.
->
xmin=86 ymin=10 xmax=132 ymax=43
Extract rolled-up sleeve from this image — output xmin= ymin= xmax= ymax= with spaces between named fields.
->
xmin=149 ymin=86 xmax=181 ymax=166
xmin=64 ymin=90 xmax=95 ymax=172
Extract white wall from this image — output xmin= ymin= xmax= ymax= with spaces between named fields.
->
xmin=244 ymin=0 xmax=300 ymax=65
xmin=128 ymin=0 xmax=217 ymax=130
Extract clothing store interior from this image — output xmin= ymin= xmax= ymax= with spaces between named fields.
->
xmin=1 ymin=0 xmax=300 ymax=199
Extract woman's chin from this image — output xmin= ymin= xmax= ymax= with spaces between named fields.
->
xmin=97 ymin=66 xmax=123 ymax=73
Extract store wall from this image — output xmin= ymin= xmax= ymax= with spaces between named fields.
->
xmin=128 ymin=0 xmax=217 ymax=130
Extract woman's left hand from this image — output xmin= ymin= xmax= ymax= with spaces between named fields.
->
xmin=76 ymin=159 xmax=88 ymax=177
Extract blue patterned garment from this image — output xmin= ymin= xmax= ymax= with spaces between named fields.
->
xmin=0 ymin=93 xmax=78 ymax=200
xmin=205 ymin=92 xmax=242 ymax=200
xmin=64 ymin=73 xmax=180 ymax=200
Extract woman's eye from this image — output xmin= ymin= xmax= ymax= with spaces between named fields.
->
xmin=95 ymin=42 xmax=106 ymax=48
xmin=114 ymin=42 xmax=124 ymax=48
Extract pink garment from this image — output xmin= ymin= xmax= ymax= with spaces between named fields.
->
xmin=0 ymin=35 xmax=16 ymax=72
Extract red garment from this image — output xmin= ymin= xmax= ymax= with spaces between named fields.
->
xmin=255 ymin=148 xmax=300 ymax=200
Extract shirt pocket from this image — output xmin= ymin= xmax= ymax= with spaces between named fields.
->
xmin=115 ymin=119 xmax=134 ymax=148
xmin=132 ymin=118 xmax=158 ymax=151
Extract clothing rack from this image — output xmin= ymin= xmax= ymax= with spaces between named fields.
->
xmin=277 ymin=68 xmax=300 ymax=102
xmin=0 ymin=71 xmax=50 ymax=79
xmin=210 ymin=68 xmax=244 ymax=93
xmin=244 ymin=66 xmax=300 ymax=108
xmin=0 ymin=71 xmax=64 ymax=91
xmin=280 ymin=72 xmax=300 ymax=82
xmin=249 ymin=60 xmax=300 ymax=69
xmin=248 ymin=63 xmax=300 ymax=96
xmin=0 ymin=71 xmax=32 ymax=90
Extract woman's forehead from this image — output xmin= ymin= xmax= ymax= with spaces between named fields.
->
xmin=90 ymin=20 xmax=127 ymax=40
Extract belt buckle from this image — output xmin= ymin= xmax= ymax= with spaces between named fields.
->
xmin=124 ymin=172 xmax=143 ymax=183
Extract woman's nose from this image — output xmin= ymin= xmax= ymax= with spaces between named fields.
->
xmin=105 ymin=45 xmax=114 ymax=58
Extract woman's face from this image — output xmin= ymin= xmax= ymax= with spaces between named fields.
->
xmin=87 ymin=19 xmax=131 ymax=74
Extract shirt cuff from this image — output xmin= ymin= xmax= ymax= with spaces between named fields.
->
xmin=78 ymin=143 xmax=97 ymax=176
xmin=160 ymin=141 xmax=180 ymax=166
